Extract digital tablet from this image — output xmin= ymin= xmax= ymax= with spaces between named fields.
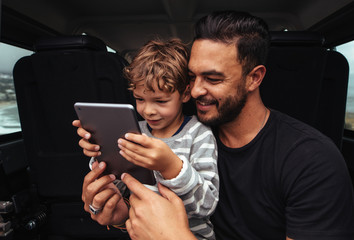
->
xmin=74 ymin=102 xmax=156 ymax=185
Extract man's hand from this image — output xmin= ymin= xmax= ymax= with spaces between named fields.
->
xmin=118 ymin=133 xmax=183 ymax=179
xmin=72 ymin=120 xmax=101 ymax=157
xmin=82 ymin=161 xmax=129 ymax=225
xmin=121 ymin=173 xmax=197 ymax=240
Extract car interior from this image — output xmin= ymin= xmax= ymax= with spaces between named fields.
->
xmin=1 ymin=0 xmax=354 ymax=239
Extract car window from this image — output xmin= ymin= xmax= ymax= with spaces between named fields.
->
xmin=0 ymin=42 xmax=33 ymax=135
xmin=336 ymin=41 xmax=354 ymax=131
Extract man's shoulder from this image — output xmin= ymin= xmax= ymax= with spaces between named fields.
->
xmin=270 ymin=109 xmax=331 ymax=143
xmin=268 ymin=109 xmax=343 ymax=164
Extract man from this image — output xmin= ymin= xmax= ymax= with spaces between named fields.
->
xmin=76 ymin=11 xmax=354 ymax=240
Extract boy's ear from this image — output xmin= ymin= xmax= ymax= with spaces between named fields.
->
xmin=182 ymin=85 xmax=191 ymax=103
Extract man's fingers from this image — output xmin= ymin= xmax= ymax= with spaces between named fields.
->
xmin=121 ymin=173 xmax=152 ymax=199
xmin=83 ymin=172 xmax=116 ymax=214
xmin=91 ymin=187 xmax=119 ymax=211
xmin=125 ymin=218 xmax=132 ymax=232
xmin=91 ymin=160 xmax=99 ymax=169
xmin=82 ymin=162 xmax=114 ymax=202
xmin=86 ymin=174 xmax=116 ymax=197
xmin=91 ymin=193 xmax=121 ymax=225
xmin=158 ymin=183 xmax=183 ymax=207
xmin=83 ymin=162 xmax=106 ymax=186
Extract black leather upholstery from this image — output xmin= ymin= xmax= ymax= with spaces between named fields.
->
xmin=261 ymin=31 xmax=349 ymax=149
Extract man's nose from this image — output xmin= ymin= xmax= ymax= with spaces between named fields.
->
xmin=191 ymin=77 xmax=207 ymax=99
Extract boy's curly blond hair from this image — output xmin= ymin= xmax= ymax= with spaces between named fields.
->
xmin=124 ymin=38 xmax=190 ymax=95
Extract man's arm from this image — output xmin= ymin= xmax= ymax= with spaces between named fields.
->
xmin=122 ymin=173 xmax=197 ymax=240
xmin=283 ymin=138 xmax=354 ymax=239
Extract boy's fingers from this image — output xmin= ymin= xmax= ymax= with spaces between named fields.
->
xmin=79 ymin=138 xmax=100 ymax=150
xmin=83 ymin=149 xmax=101 ymax=158
xmin=73 ymin=120 xmax=90 ymax=139
xmin=72 ymin=120 xmax=81 ymax=127
xmin=124 ymin=133 xmax=151 ymax=146
xmin=77 ymin=127 xmax=91 ymax=139
xmin=118 ymin=138 xmax=145 ymax=158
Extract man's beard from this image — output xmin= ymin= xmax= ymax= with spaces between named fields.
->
xmin=196 ymin=86 xmax=247 ymax=127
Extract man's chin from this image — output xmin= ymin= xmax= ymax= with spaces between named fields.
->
xmin=196 ymin=112 xmax=219 ymax=126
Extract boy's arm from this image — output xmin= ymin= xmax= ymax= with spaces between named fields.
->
xmin=118 ymin=133 xmax=184 ymax=179
xmin=156 ymin=124 xmax=219 ymax=218
xmin=117 ymin=121 xmax=219 ymax=218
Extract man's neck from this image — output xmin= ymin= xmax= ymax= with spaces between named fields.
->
xmin=217 ymin=102 xmax=269 ymax=148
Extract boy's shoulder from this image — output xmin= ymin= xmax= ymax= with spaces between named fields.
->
xmin=184 ymin=115 xmax=213 ymax=135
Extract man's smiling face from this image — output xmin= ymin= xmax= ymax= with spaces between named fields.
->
xmin=188 ymin=39 xmax=248 ymax=126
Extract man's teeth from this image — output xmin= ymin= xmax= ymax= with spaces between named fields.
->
xmin=200 ymin=102 xmax=211 ymax=106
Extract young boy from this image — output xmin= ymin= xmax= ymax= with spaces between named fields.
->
xmin=75 ymin=39 xmax=219 ymax=240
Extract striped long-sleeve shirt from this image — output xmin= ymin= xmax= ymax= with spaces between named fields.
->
xmin=139 ymin=115 xmax=219 ymax=240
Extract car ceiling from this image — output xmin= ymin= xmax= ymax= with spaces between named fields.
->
xmin=2 ymin=0 xmax=353 ymax=54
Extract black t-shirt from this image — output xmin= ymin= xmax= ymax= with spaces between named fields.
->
xmin=211 ymin=110 xmax=354 ymax=240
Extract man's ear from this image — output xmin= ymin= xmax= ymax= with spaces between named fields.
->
xmin=182 ymin=85 xmax=191 ymax=103
xmin=246 ymin=65 xmax=266 ymax=92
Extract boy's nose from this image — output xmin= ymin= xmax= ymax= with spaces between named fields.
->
xmin=143 ymin=103 xmax=156 ymax=116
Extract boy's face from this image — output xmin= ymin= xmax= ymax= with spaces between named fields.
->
xmin=133 ymin=82 xmax=190 ymax=138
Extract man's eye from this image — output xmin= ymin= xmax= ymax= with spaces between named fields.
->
xmin=189 ymin=75 xmax=196 ymax=81
xmin=207 ymin=77 xmax=222 ymax=83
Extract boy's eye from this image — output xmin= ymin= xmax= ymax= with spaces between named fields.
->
xmin=135 ymin=98 xmax=144 ymax=101
xmin=157 ymin=100 xmax=168 ymax=103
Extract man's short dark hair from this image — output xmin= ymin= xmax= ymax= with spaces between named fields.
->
xmin=194 ymin=11 xmax=270 ymax=76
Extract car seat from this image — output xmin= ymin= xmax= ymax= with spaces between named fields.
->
xmin=13 ymin=35 xmax=132 ymax=239
xmin=261 ymin=31 xmax=349 ymax=149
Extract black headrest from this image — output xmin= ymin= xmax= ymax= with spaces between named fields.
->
xmin=270 ymin=31 xmax=325 ymax=47
xmin=34 ymin=35 xmax=107 ymax=52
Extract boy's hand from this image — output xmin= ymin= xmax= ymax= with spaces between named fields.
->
xmin=118 ymin=133 xmax=183 ymax=179
xmin=72 ymin=120 xmax=101 ymax=157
